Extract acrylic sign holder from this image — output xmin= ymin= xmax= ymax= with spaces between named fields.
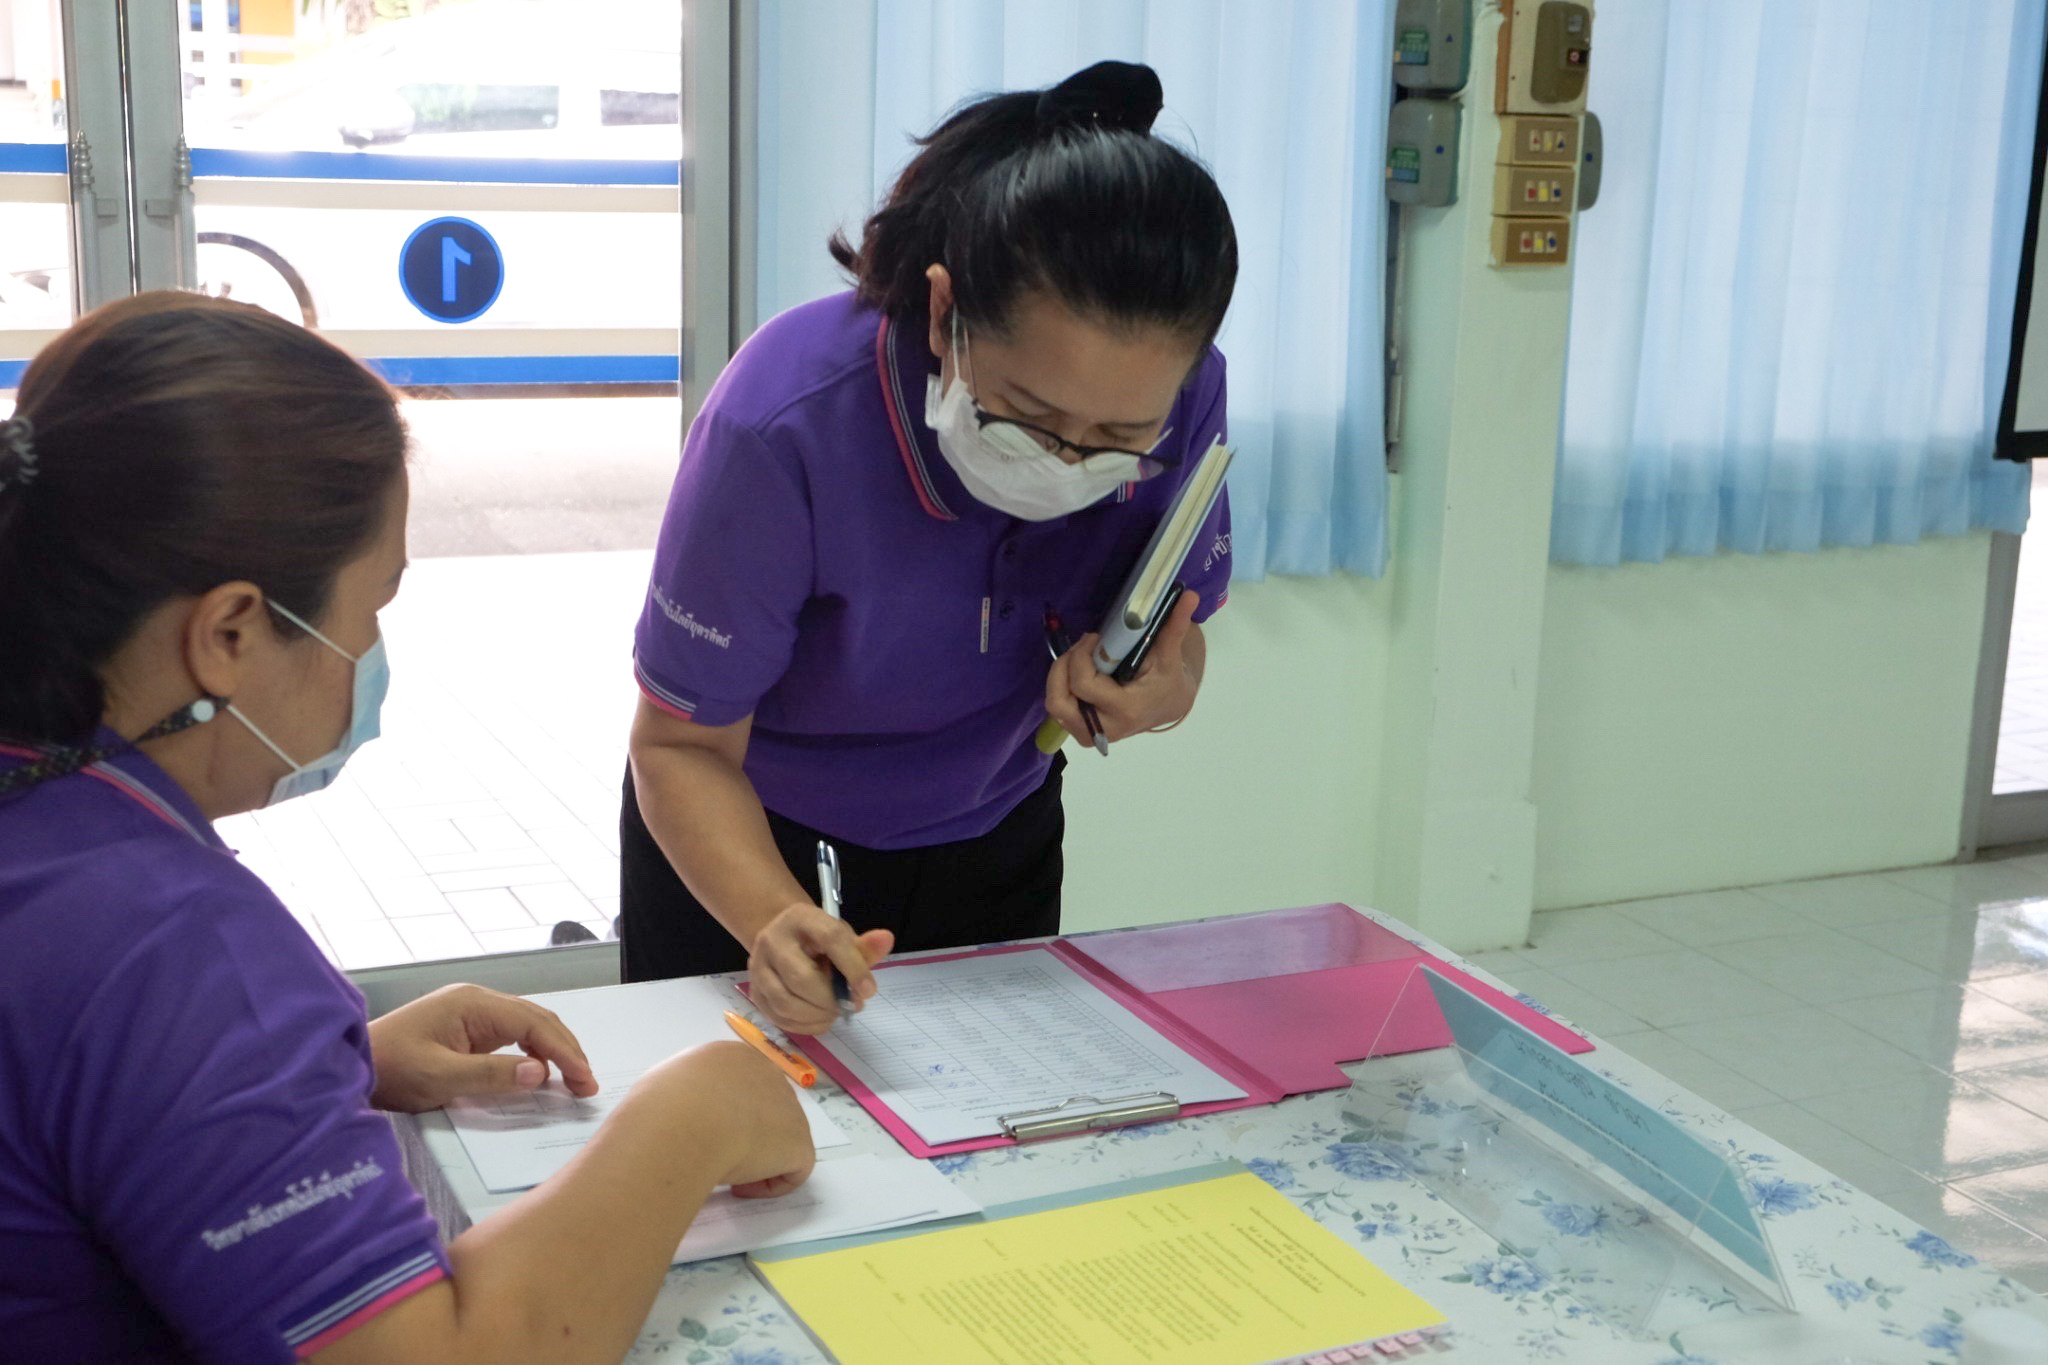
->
xmin=1349 ymin=965 xmax=1796 ymax=1339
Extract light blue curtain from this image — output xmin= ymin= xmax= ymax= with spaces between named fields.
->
xmin=753 ymin=0 xmax=1395 ymax=580
xmin=1552 ymin=0 xmax=2043 ymax=566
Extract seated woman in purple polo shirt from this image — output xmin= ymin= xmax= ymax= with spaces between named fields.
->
xmin=621 ymin=61 xmax=1239 ymax=1032
xmin=0 ymin=294 xmax=813 ymax=1362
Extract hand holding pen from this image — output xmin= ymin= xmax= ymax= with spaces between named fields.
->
xmin=1042 ymin=609 xmax=1110 ymax=756
xmin=744 ymin=867 xmax=893 ymax=1037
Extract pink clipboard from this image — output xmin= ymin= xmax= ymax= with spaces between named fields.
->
xmin=785 ymin=904 xmax=1590 ymax=1160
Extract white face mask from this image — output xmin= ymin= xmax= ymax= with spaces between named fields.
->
xmin=923 ymin=324 xmax=1160 ymax=522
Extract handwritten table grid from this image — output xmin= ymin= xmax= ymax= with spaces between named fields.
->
xmin=847 ymin=959 xmax=1182 ymax=1110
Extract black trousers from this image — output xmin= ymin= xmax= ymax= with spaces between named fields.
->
xmin=618 ymin=757 xmax=1065 ymax=983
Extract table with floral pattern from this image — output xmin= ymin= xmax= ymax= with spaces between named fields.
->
xmin=407 ymin=909 xmax=2047 ymax=1365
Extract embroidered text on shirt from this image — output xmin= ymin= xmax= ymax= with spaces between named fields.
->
xmin=651 ymin=586 xmax=734 ymax=649
xmin=199 ymin=1158 xmax=387 ymax=1251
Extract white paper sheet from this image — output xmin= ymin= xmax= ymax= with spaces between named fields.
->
xmin=446 ymin=976 xmax=849 ymax=1194
xmin=675 ymin=1153 xmax=981 ymax=1263
xmin=816 ymin=948 xmax=1247 ymax=1145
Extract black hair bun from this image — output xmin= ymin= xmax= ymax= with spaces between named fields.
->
xmin=1036 ymin=60 xmax=1163 ymax=136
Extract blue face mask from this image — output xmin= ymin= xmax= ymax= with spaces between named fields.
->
xmin=226 ymin=600 xmax=389 ymax=807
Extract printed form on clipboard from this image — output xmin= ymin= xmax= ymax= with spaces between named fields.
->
xmin=815 ymin=949 xmax=1246 ymax=1146
xmin=784 ymin=905 xmax=1596 ymax=1159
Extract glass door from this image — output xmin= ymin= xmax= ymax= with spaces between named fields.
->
xmin=1975 ymin=38 xmax=2048 ymax=853
xmin=1978 ymin=525 xmax=2048 ymax=850
xmin=103 ymin=0 xmax=724 ymax=973
xmin=1 ymin=0 xmax=88 ymax=390
xmin=169 ymin=0 xmax=691 ymax=555
xmin=1994 ymin=513 xmax=2048 ymax=803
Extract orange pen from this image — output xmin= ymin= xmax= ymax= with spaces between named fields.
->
xmin=722 ymin=1010 xmax=817 ymax=1088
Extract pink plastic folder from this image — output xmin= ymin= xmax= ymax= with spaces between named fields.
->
xmin=793 ymin=903 xmax=1592 ymax=1159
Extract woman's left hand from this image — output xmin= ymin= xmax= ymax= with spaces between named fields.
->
xmin=1045 ymin=589 xmax=1203 ymax=745
xmin=366 ymin=982 xmax=599 ymax=1113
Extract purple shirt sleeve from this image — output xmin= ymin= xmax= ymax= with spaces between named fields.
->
xmin=634 ymin=409 xmax=815 ymax=727
xmin=55 ymin=889 xmax=445 ymax=1362
xmin=1174 ymin=350 xmax=1232 ymax=623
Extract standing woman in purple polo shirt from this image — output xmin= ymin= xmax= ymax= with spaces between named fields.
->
xmin=622 ymin=61 xmax=1238 ymax=1031
xmin=0 ymin=294 xmax=812 ymax=1362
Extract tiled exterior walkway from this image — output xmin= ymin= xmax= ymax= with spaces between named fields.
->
xmin=217 ymin=551 xmax=649 ymax=967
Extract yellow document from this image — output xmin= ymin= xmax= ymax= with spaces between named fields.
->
xmin=755 ymin=1169 xmax=1445 ymax=1365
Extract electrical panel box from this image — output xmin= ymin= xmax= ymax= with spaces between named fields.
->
xmin=1386 ymin=98 xmax=1460 ymax=207
xmin=1393 ymin=0 xmax=1472 ymax=93
xmin=1577 ymin=111 xmax=1603 ymax=210
xmin=1492 ymin=165 xmax=1576 ymax=215
xmin=1531 ymin=2 xmax=1592 ymax=104
xmin=1497 ymin=0 xmax=1593 ymax=116
xmin=1496 ymin=114 xmax=1579 ymax=167
xmin=1490 ymin=215 xmax=1572 ymax=268
xmin=1491 ymin=112 xmax=1579 ymax=268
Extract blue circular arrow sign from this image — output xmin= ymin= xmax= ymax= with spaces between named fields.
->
xmin=399 ymin=216 xmax=504 ymax=324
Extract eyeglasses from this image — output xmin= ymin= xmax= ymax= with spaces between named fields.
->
xmin=953 ymin=319 xmax=1177 ymax=479
xmin=970 ymin=408 xmax=1179 ymax=480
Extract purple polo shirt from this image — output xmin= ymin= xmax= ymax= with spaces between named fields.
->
xmin=0 ymin=737 xmax=447 ymax=1361
xmin=634 ymin=292 xmax=1233 ymax=850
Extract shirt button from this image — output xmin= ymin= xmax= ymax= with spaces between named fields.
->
xmin=998 ymin=601 xmax=1015 ymax=620
xmin=1001 ymin=544 xmax=1018 ymax=560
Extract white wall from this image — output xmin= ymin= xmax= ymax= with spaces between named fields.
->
xmin=1065 ymin=532 xmax=1995 ymax=941
xmin=1061 ymin=572 xmax=1388 ymax=932
xmin=1532 ymin=536 xmax=1990 ymax=909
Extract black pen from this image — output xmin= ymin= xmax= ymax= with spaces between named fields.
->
xmin=1043 ymin=610 xmax=1110 ymax=756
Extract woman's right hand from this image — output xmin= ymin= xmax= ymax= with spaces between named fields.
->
xmin=652 ymin=1040 xmax=819 ymax=1197
xmin=747 ymin=903 xmax=893 ymax=1036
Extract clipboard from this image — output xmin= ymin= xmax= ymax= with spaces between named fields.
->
xmin=997 ymin=1090 xmax=1181 ymax=1141
xmin=785 ymin=903 xmax=1596 ymax=1159
xmin=772 ymin=941 xmax=1265 ymax=1158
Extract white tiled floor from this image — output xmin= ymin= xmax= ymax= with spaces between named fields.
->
xmin=1469 ymin=862 xmax=2048 ymax=1293
xmin=231 ymin=549 xmax=2048 ymax=1292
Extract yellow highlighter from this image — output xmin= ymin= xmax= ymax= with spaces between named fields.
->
xmin=723 ymin=1010 xmax=817 ymax=1088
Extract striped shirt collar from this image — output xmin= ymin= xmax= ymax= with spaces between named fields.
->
xmin=0 ymin=729 xmax=224 ymax=850
xmin=875 ymin=312 xmax=958 ymax=522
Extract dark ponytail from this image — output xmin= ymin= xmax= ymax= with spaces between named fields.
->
xmin=0 ymin=292 xmax=406 ymax=747
xmin=830 ymin=61 xmax=1237 ymax=346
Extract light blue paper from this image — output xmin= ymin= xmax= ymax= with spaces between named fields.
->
xmin=750 ymin=1161 xmax=1251 ymax=1264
